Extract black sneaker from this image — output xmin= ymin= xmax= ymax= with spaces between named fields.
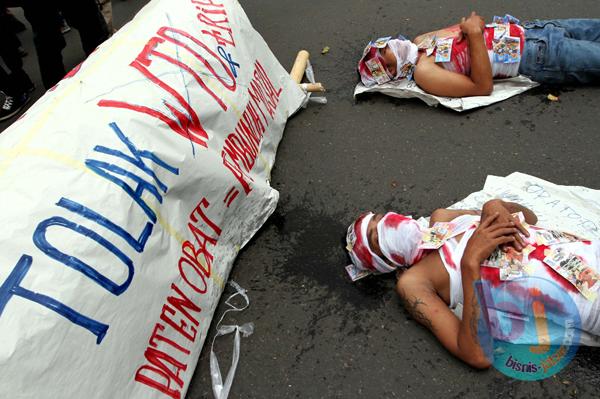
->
xmin=0 ymin=91 xmax=31 ymax=122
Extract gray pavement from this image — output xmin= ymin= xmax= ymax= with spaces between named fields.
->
xmin=2 ymin=1 xmax=600 ymax=398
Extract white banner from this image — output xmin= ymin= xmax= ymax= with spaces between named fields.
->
xmin=0 ymin=0 xmax=305 ymax=398
xmin=450 ymin=172 xmax=600 ymax=240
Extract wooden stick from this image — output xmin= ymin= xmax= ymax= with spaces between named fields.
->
xmin=300 ymin=82 xmax=325 ymax=92
xmin=290 ymin=50 xmax=310 ymax=84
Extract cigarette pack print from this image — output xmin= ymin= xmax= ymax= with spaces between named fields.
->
xmin=435 ymin=38 xmax=453 ymax=63
xmin=493 ymin=36 xmax=520 ymax=64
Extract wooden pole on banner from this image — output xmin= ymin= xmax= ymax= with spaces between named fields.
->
xmin=290 ymin=50 xmax=325 ymax=92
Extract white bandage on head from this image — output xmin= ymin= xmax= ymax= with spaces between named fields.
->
xmin=386 ymin=39 xmax=418 ymax=79
xmin=346 ymin=213 xmax=395 ymax=274
xmin=376 ymin=212 xmax=424 ymax=268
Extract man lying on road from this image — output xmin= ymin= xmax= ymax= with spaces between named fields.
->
xmin=346 ymin=199 xmax=600 ymax=368
xmin=358 ymin=12 xmax=600 ymax=97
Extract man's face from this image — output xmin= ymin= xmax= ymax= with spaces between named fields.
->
xmin=380 ymin=46 xmax=397 ymax=78
xmin=367 ymin=213 xmax=385 ymax=256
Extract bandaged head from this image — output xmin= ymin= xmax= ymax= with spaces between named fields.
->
xmin=376 ymin=212 xmax=424 ymax=268
xmin=346 ymin=213 xmax=395 ymax=274
xmin=346 ymin=212 xmax=423 ymax=274
xmin=357 ymin=35 xmax=418 ymax=86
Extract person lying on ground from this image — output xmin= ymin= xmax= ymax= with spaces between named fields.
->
xmin=345 ymin=199 xmax=600 ymax=368
xmin=357 ymin=12 xmax=600 ymax=97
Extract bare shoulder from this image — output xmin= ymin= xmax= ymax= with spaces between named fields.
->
xmin=413 ymin=56 xmax=443 ymax=84
xmin=415 ymin=53 xmax=436 ymax=67
xmin=397 ymin=251 xmax=451 ymax=305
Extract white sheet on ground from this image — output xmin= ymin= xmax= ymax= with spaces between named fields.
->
xmin=354 ymin=75 xmax=539 ymax=112
xmin=450 ymin=172 xmax=600 ymax=240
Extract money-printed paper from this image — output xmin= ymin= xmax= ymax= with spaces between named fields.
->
xmin=345 ymin=264 xmax=371 ymax=282
xmin=365 ymin=57 xmax=392 ymax=85
xmin=544 ymin=249 xmax=600 ymax=301
xmin=499 ymin=249 xmax=529 ymax=281
xmin=419 ymin=215 xmax=478 ymax=250
xmin=419 ymin=222 xmax=454 ymax=249
xmin=482 ymin=247 xmax=532 ymax=281
xmin=534 ymin=229 xmax=581 ymax=246
xmin=0 ymin=1 xmax=306 ymax=398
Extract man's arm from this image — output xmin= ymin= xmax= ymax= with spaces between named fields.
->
xmin=397 ymin=214 xmax=518 ymax=368
xmin=397 ymin=255 xmax=491 ymax=368
xmin=460 ymin=12 xmax=493 ymax=95
xmin=458 ymin=213 xmax=518 ymax=364
xmin=413 ymin=59 xmax=492 ymax=97
xmin=413 ymin=12 xmax=493 ymax=97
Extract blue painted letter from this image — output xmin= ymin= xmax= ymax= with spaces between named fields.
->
xmin=33 ymin=216 xmax=134 ymax=295
xmin=57 ymin=197 xmax=153 ymax=253
xmin=0 ymin=255 xmax=109 ymax=344
xmin=85 ymin=123 xmax=179 ymax=223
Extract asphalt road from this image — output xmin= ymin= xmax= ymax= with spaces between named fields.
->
xmin=3 ymin=1 xmax=600 ymax=398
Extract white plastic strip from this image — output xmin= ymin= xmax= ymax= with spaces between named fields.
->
xmin=303 ymin=60 xmax=327 ymax=105
xmin=210 ymin=281 xmax=254 ymax=399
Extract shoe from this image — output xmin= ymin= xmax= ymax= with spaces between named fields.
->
xmin=0 ymin=91 xmax=31 ymax=122
xmin=60 ymin=20 xmax=71 ymax=34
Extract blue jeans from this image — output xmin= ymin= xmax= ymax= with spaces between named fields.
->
xmin=519 ymin=19 xmax=600 ymax=85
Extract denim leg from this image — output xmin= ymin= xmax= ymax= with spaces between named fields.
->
xmin=555 ymin=38 xmax=600 ymax=84
xmin=520 ymin=21 xmax=600 ymax=85
xmin=532 ymin=19 xmax=600 ymax=42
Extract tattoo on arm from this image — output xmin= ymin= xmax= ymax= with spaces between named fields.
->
xmin=469 ymin=294 xmax=480 ymax=338
xmin=399 ymin=288 xmax=434 ymax=332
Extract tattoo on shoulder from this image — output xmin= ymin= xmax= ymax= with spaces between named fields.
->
xmin=399 ymin=289 xmax=434 ymax=332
